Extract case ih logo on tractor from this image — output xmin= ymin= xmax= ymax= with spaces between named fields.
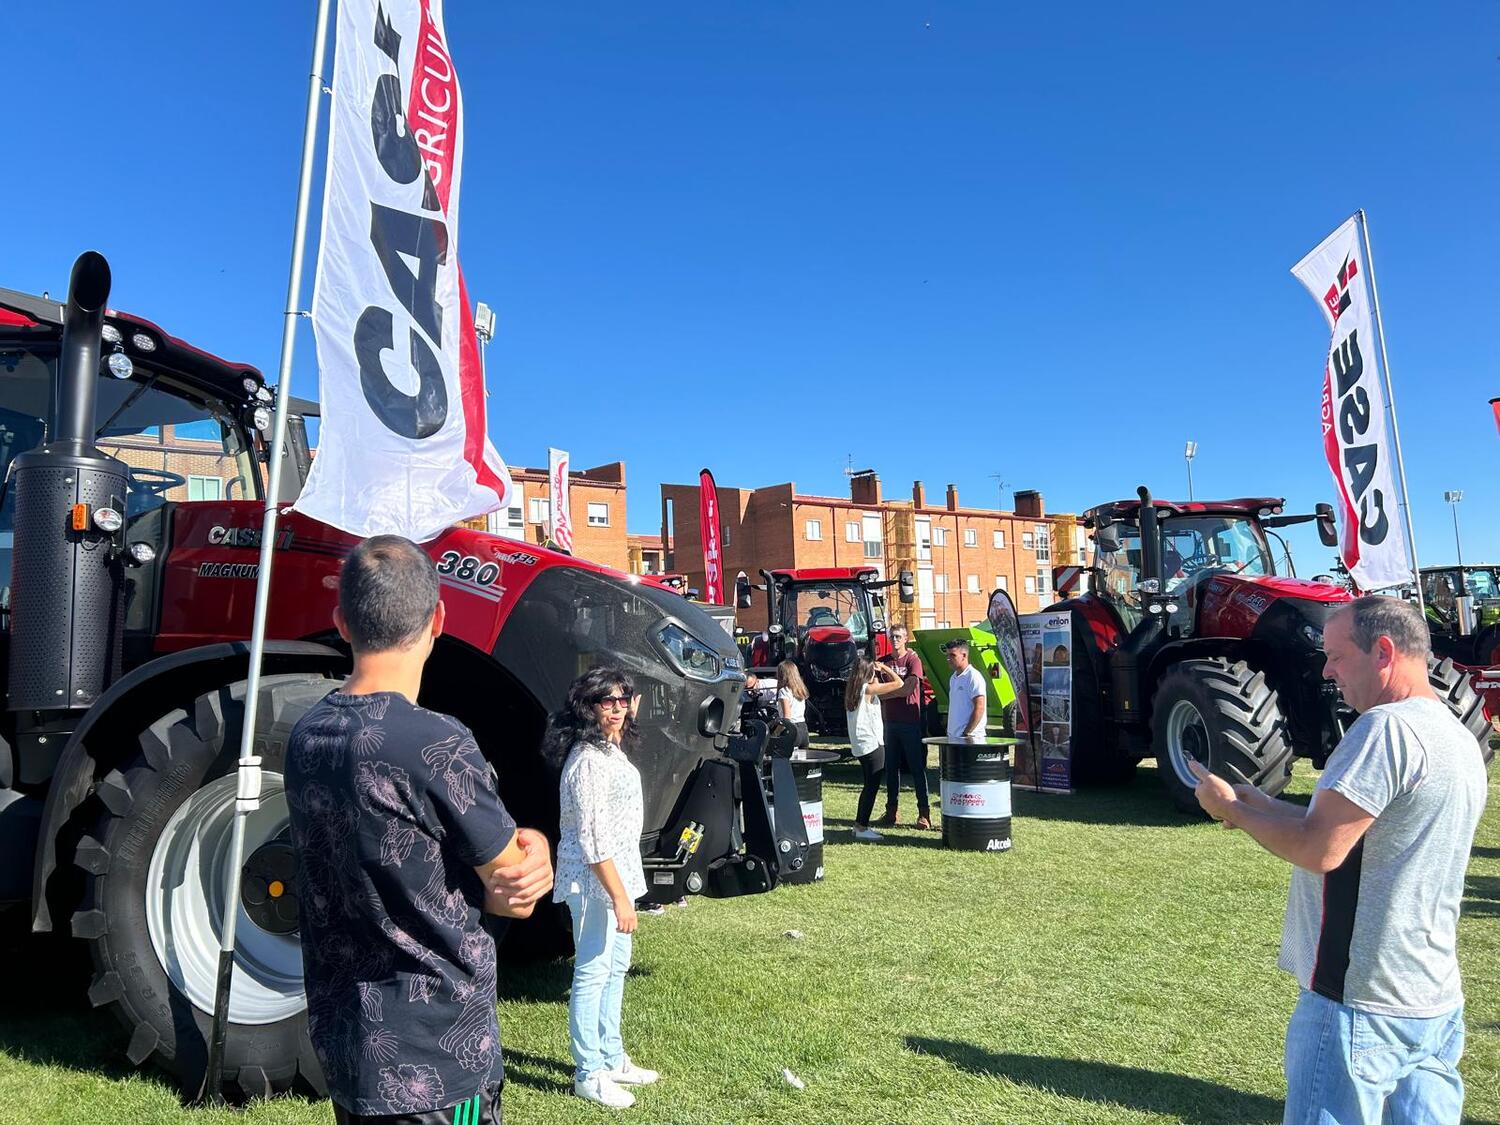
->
xmin=737 ymin=566 xmax=914 ymax=733
xmin=0 ymin=255 xmax=809 ymax=1101
xmin=1045 ymin=485 xmax=1491 ymax=811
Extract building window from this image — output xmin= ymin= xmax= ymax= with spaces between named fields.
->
xmin=1024 ymin=575 xmax=1036 ymax=594
xmin=1038 ymin=569 xmax=1051 ymax=595
xmin=864 ymin=541 xmax=881 ymax=559
xmin=1022 ymin=531 xmax=1034 ymax=551
xmin=1035 ymin=524 xmax=1051 ymax=562
xmin=965 ymin=574 xmax=980 ymax=593
xmin=587 ymin=502 xmax=609 ymax=527
xmin=506 ymin=505 xmax=524 ymax=529
xmin=963 ymin=528 xmax=977 ymax=548
xmin=933 ymin=527 xmax=948 ymax=547
xmin=993 ymin=530 xmax=1005 ymax=549
xmin=994 ymin=575 xmax=1007 ymax=590
xmin=862 ymin=514 xmax=882 ymax=560
xmin=805 ymin=519 xmax=822 ymax=541
xmin=846 ymin=522 xmax=860 ymax=543
xmin=934 ymin=574 xmax=948 ymax=593
xmin=916 ymin=519 xmax=932 ymax=562
xmin=938 ymin=620 xmax=950 ymax=629
xmin=529 ymin=497 xmax=550 ymax=524
xmin=722 ymin=524 xmax=731 ymax=547
xmin=187 ymin=475 xmax=224 ymax=502
xmin=1076 ymin=528 xmax=1088 ymax=557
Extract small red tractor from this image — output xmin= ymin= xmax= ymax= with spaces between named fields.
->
xmin=1048 ymin=487 xmax=1491 ymax=811
xmin=0 ymin=255 xmax=802 ymax=1099
xmin=739 ymin=566 xmax=914 ymax=732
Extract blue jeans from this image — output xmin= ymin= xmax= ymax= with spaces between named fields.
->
xmin=1284 ymin=989 xmax=1465 ymax=1124
xmin=565 ymin=895 xmax=632 ymax=1083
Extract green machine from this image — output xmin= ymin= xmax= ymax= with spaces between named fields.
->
xmin=909 ymin=625 xmax=1018 ymax=729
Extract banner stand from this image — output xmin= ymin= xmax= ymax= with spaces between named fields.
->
xmin=1018 ymin=609 xmax=1075 ymax=795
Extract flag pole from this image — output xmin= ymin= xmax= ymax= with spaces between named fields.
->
xmin=195 ymin=0 xmax=334 ymax=1103
xmin=1356 ymin=209 xmax=1424 ymax=612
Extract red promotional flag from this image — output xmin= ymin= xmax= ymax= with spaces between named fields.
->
xmin=699 ymin=468 xmax=724 ymax=605
xmin=1491 ymin=397 xmax=1500 ymax=436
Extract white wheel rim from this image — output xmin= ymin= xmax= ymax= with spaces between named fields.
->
xmin=145 ymin=772 xmax=305 ymax=1024
xmin=1164 ymin=699 xmax=1211 ymax=790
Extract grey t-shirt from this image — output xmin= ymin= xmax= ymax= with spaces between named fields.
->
xmin=1279 ymin=697 xmax=1487 ymax=1017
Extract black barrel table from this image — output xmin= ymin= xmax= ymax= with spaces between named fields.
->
xmin=924 ymin=735 xmax=1023 ymax=853
xmin=766 ymin=749 xmax=839 ymax=884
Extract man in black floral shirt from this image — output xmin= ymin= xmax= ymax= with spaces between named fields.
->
xmin=287 ymin=536 xmax=553 ymax=1124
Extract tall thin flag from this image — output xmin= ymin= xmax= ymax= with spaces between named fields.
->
xmin=548 ymin=447 xmax=573 ymax=553
xmin=699 ymin=469 xmax=724 ymax=605
xmin=1490 ymin=397 xmax=1500 ymax=437
xmin=1290 ymin=212 xmax=1419 ymax=596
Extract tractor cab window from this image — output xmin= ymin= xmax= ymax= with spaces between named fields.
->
xmin=1463 ymin=570 xmax=1499 ymax=600
xmin=782 ymin=584 xmax=871 ymax=643
xmin=1095 ymin=522 xmax=1143 ymax=613
xmin=1159 ymin=516 xmax=1273 ymax=592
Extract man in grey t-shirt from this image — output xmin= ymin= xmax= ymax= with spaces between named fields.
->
xmin=1193 ymin=596 xmax=1487 ymax=1125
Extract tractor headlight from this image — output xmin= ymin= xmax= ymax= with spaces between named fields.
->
xmin=655 ymin=622 xmax=724 ymax=682
xmin=252 ymin=406 xmax=272 ymax=431
xmin=106 ymin=351 xmax=134 ymax=380
xmin=1301 ymin=623 xmax=1324 ymax=649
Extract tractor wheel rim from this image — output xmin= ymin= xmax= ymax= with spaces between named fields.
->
xmin=145 ymin=773 xmax=305 ymax=1025
xmin=1165 ymin=699 xmax=1212 ymax=790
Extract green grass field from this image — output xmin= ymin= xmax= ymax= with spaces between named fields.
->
xmin=2 ymin=752 xmax=1496 ymax=1125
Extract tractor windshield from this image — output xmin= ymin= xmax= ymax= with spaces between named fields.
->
xmin=1160 ymin=515 xmax=1274 ymax=591
xmin=1464 ymin=570 xmax=1499 ymax=599
xmin=782 ymin=583 xmax=873 ymax=642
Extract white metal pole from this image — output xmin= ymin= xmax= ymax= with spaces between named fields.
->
xmin=1357 ymin=209 xmax=1424 ymax=611
xmin=197 ymin=0 xmax=333 ymax=1103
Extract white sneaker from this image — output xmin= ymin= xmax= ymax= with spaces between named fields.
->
xmin=852 ymin=827 xmax=884 ymax=842
xmin=607 ymin=1057 xmax=659 ymax=1086
xmin=575 ymin=1073 xmax=636 ymax=1108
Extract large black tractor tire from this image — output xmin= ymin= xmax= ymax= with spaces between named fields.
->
xmin=74 ymin=673 xmax=333 ymax=1101
xmin=1429 ymin=656 xmax=1495 ymax=767
xmin=1470 ymin=627 xmax=1500 ymax=671
xmin=1151 ymin=658 xmax=1296 ymax=815
xmin=1065 ymin=620 xmax=1138 ymax=786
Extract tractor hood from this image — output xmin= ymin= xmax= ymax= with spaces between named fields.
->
xmin=1197 ymin=572 xmax=1351 ymax=640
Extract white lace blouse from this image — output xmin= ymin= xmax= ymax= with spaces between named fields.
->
xmin=553 ymin=738 xmax=647 ymax=905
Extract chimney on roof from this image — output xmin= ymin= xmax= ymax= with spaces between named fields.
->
xmin=912 ymin=480 xmax=926 ymax=509
xmin=1014 ymin=489 xmax=1043 ymax=518
xmin=945 ymin=484 xmax=959 ymax=512
xmin=850 ymin=469 xmax=881 ymax=506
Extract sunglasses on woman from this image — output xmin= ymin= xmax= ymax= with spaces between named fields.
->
xmin=596 ymin=695 xmax=631 ymax=710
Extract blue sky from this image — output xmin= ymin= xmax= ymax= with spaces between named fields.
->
xmin=8 ymin=2 xmax=1498 ymax=573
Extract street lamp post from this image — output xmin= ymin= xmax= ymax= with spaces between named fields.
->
xmin=1184 ymin=441 xmax=1197 ymax=501
xmin=1445 ymin=490 xmax=1464 ymax=569
xmin=474 ymin=301 xmax=496 ymax=382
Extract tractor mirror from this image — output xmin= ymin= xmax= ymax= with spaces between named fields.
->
xmin=898 ymin=569 xmax=915 ymax=604
xmin=1315 ymin=502 xmax=1338 ymax=547
xmin=1096 ymin=525 xmax=1122 ymax=553
xmin=735 ymin=571 xmax=753 ymax=609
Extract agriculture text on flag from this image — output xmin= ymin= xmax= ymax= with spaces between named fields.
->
xmin=699 ymin=469 xmax=724 ymax=605
xmin=299 ymin=0 xmax=512 ymax=541
xmin=548 ymin=447 xmax=572 ymax=553
xmin=1291 ymin=216 xmax=1411 ymax=591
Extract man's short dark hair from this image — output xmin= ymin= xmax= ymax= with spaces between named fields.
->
xmin=1337 ymin=595 xmax=1431 ymax=660
xmin=946 ymin=639 xmax=970 ymax=655
xmin=339 ymin=536 xmax=440 ymax=653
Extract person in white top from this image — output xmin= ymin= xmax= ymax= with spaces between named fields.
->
xmin=547 ymin=667 xmax=659 ymax=1110
xmin=843 ymin=657 xmax=908 ymax=841
xmin=945 ymin=640 xmax=988 ymax=741
xmin=776 ymin=660 xmax=810 ymax=751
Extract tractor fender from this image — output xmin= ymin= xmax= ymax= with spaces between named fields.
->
xmin=1141 ymin=638 xmax=1242 ymax=715
xmin=30 ymin=640 xmax=347 ymax=932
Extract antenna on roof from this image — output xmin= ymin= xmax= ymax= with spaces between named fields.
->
xmin=843 ymin=454 xmax=855 ymax=478
xmin=989 ymin=472 xmax=1008 ymax=509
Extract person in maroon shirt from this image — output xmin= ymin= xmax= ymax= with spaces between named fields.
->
xmin=876 ymin=622 xmax=932 ymax=828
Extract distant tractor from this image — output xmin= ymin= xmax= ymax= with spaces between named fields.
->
xmin=1419 ymin=565 xmax=1500 ymax=669
xmin=739 ymin=566 xmax=914 ymax=732
xmin=1047 ymin=487 xmax=1491 ymax=812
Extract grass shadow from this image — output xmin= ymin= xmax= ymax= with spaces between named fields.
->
xmin=905 ymin=1037 xmax=1282 ymax=1124
xmin=1472 ymin=846 xmax=1500 ymax=861
xmin=1465 ymin=874 xmax=1500 ymax=918
xmin=501 ymin=1047 xmax=573 ymax=1094
xmin=496 ymin=959 xmax=573 ymax=1005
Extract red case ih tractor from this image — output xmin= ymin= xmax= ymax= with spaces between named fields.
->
xmin=0 ymin=254 xmax=806 ymax=1100
xmin=1049 ymin=486 xmax=1491 ymax=811
xmin=739 ymin=566 xmax=914 ymax=733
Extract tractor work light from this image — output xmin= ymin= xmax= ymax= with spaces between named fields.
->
xmin=92 ymin=507 xmax=123 ymax=533
xmin=106 ymin=351 xmax=134 ymax=379
xmin=255 ymin=385 xmax=273 ymax=404
xmin=242 ymin=377 xmax=260 ymax=395
xmin=126 ymin=542 xmax=156 ymax=565
xmin=130 ymin=332 xmax=157 ymax=352
xmin=252 ymin=406 xmax=272 ymax=431
xmin=101 ymin=323 xmax=122 ymax=345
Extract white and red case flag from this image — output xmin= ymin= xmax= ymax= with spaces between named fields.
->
xmin=548 ymin=447 xmax=573 ymax=553
xmin=1291 ymin=216 xmax=1411 ymax=592
xmin=300 ymin=0 xmax=512 ymax=541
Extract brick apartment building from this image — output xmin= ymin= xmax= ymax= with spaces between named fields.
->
xmin=660 ymin=471 xmax=1091 ymax=630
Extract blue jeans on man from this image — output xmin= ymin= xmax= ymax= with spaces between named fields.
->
xmin=1283 ymin=989 xmax=1465 ymax=1124
xmin=883 ymin=720 xmax=930 ymax=819
xmin=565 ymin=895 xmax=632 ymax=1082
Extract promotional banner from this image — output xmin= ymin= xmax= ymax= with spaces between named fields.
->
xmin=301 ymin=0 xmax=512 ymax=541
xmin=548 ymin=447 xmax=572 ymax=553
xmin=1491 ymin=397 xmax=1500 ymax=437
xmin=1019 ymin=610 xmax=1073 ymax=792
xmin=986 ymin=588 xmax=1029 ymax=734
xmin=699 ymin=468 xmax=724 ymax=605
xmin=1291 ymin=216 xmax=1410 ymax=591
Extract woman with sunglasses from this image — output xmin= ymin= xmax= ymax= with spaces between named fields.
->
xmin=546 ymin=666 xmax=658 ymax=1109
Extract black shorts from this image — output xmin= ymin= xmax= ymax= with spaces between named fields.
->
xmin=333 ymin=1085 xmax=502 ymax=1125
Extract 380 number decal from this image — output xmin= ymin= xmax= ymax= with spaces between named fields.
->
xmin=436 ymin=552 xmax=501 ymax=586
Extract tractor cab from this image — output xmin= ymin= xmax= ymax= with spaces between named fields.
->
xmin=741 ymin=565 xmax=913 ymax=732
xmin=1420 ymin=564 xmax=1500 ymax=668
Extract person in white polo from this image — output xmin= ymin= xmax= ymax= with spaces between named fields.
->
xmin=945 ymin=640 xmax=987 ymax=742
